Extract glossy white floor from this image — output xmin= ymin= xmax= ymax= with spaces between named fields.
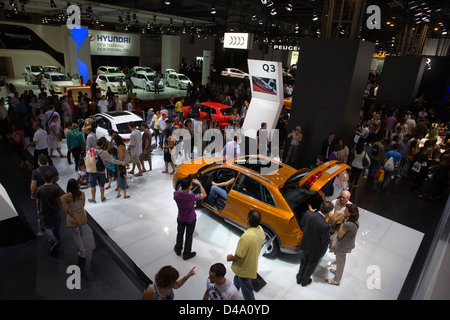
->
xmin=50 ymin=144 xmax=424 ymax=300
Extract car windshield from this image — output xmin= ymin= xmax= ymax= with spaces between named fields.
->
xmin=31 ymin=66 xmax=42 ymax=72
xmin=143 ymin=68 xmax=154 ymax=73
xmin=145 ymin=75 xmax=155 ymax=81
xmin=108 ymin=68 xmax=121 ymax=73
xmin=43 ymin=67 xmax=59 ymax=72
xmin=51 ymin=75 xmax=70 ymax=81
xmin=107 ymin=76 xmax=124 ymax=82
xmin=220 ymin=108 xmax=234 ymax=115
xmin=116 ymin=121 xmax=143 ymax=134
xmin=178 ymin=75 xmax=189 ymax=81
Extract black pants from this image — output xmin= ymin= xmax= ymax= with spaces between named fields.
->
xmin=70 ymin=146 xmax=83 ymax=171
xmin=175 ymin=218 xmax=196 ymax=256
xmin=297 ymin=251 xmax=322 ymax=285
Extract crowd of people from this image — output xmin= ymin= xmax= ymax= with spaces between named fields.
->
xmin=2 ymin=69 xmax=449 ymax=301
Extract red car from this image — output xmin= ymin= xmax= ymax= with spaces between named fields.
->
xmin=183 ymin=102 xmax=234 ymax=130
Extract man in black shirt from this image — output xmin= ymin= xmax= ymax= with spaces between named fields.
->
xmin=35 ymin=170 xmax=65 ymax=252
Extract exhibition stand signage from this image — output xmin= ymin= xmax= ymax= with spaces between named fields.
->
xmin=89 ymin=30 xmax=140 ymax=56
xmin=242 ymin=59 xmax=284 ymax=141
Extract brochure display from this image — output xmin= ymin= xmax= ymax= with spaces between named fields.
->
xmin=242 ymin=59 xmax=284 ymax=140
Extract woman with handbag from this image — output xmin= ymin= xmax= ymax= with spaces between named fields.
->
xmin=61 ymin=178 xmax=87 ymax=259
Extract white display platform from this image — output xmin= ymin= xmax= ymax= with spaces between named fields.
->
xmin=52 ymin=143 xmax=424 ymax=300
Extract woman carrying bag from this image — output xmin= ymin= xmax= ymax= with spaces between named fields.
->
xmin=61 ymin=178 xmax=87 ymax=259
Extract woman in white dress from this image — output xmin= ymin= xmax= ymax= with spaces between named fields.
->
xmin=48 ymin=115 xmax=66 ymax=158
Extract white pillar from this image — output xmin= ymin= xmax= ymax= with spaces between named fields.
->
xmin=161 ymin=35 xmax=181 ymax=74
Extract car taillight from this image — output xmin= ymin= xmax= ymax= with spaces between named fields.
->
xmin=123 ymin=138 xmax=130 ymax=142
xmin=301 ymin=171 xmax=322 ymax=189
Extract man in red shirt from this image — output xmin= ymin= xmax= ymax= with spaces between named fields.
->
xmin=173 ymin=176 xmax=206 ymax=260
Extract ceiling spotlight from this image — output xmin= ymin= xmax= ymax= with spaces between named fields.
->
xmin=442 ymin=30 xmax=448 ymax=35
xmin=211 ymin=6 xmax=216 ymax=14
xmin=164 ymin=0 xmax=171 ymax=5
xmin=286 ymin=3 xmax=293 ymax=11
xmin=313 ymin=13 xmax=318 ymax=21
xmin=261 ymin=0 xmax=268 ymax=4
xmin=270 ymin=8 xmax=277 ymax=15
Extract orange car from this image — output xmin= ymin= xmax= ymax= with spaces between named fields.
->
xmin=173 ymin=155 xmax=350 ymax=257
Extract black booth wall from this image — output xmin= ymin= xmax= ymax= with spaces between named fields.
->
xmin=287 ymin=38 xmax=374 ymax=168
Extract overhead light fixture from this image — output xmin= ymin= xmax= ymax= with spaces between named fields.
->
xmin=312 ymin=13 xmax=318 ymax=21
xmin=211 ymin=6 xmax=216 ymax=14
xmin=164 ymin=0 xmax=171 ymax=5
xmin=442 ymin=29 xmax=448 ymax=35
xmin=286 ymin=3 xmax=293 ymax=12
xmin=270 ymin=8 xmax=277 ymax=15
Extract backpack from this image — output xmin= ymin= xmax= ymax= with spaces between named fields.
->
xmin=95 ymin=149 xmax=105 ymax=172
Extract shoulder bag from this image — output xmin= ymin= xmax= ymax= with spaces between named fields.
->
xmin=65 ymin=198 xmax=87 ymax=228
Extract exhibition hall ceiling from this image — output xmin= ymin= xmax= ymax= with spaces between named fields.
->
xmin=0 ymin=0 xmax=449 ymax=53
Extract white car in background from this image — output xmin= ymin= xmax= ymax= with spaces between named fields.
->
xmin=23 ymin=65 xmax=42 ymax=84
xmin=97 ymin=66 xmax=124 ymax=76
xmin=96 ymin=73 xmax=127 ymax=94
xmin=132 ymin=66 xmax=156 ymax=75
xmin=41 ymin=66 xmax=62 ymax=73
xmin=41 ymin=72 xmax=74 ymax=94
xmin=165 ymin=73 xmax=192 ymax=90
xmin=131 ymin=72 xmax=164 ymax=92
xmin=94 ymin=111 xmax=156 ymax=149
xmin=221 ymin=68 xmax=249 ymax=79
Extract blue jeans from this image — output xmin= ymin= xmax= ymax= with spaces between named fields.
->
xmin=234 ymin=275 xmax=255 ymax=300
xmin=207 ymin=185 xmax=228 ymax=203
xmin=40 ymin=213 xmax=60 ymax=245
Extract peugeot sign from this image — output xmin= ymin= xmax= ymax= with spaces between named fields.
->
xmin=224 ymin=33 xmax=253 ymax=50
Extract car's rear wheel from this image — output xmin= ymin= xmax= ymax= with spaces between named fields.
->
xmin=261 ymin=227 xmax=280 ymax=258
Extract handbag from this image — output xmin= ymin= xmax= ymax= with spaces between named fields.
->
xmin=384 ymin=157 xmax=395 ymax=171
xmin=374 ymin=167 xmax=383 ymax=179
xmin=411 ymin=161 xmax=422 ymax=173
xmin=84 ymin=148 xmax=97 ymax=173
xmin=378 ymin=169 xmax=385 ymax=182
xmin=66 ymin=207 xmax=87 ymax=228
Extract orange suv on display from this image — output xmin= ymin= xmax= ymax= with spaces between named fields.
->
xmin=173 ymin=155 xmax=349 ymax=257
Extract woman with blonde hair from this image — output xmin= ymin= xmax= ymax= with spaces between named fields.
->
xmin=285 ymin=125 xmax=302 ymax=165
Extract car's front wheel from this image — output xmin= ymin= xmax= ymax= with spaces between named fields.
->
xmin=261 ymin=227 xmax=280 ymax=258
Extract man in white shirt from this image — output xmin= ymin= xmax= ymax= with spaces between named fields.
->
xmin=203 ymin=263 xmax=239 ymax=300
xmin=157 ymin=113 xmax=168 ymax=148
xmin=27 ymin=122 xmax=53 ymax=168
xmin=97 ymin=95 xmax=109 ymax=113
xmin=222 ymin=136 xmax=241 ymax=160
xmin=128 ymin=121 xmax=143 ymax=176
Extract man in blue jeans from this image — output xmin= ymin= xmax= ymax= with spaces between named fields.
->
xmin=173 ymin=176 xmax=206 ymax=260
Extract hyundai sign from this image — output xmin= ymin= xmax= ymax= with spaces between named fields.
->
xmin=224 ymin=33 xmax=253 ymax=50
xmin=89 ymin=30 xmax=140 ymax=56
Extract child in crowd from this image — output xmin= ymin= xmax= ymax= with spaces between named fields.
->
xmin=106 ymin=147 xmax=118 ymax=191
xmin=77 ymin=162 xmax=89 ymax=188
